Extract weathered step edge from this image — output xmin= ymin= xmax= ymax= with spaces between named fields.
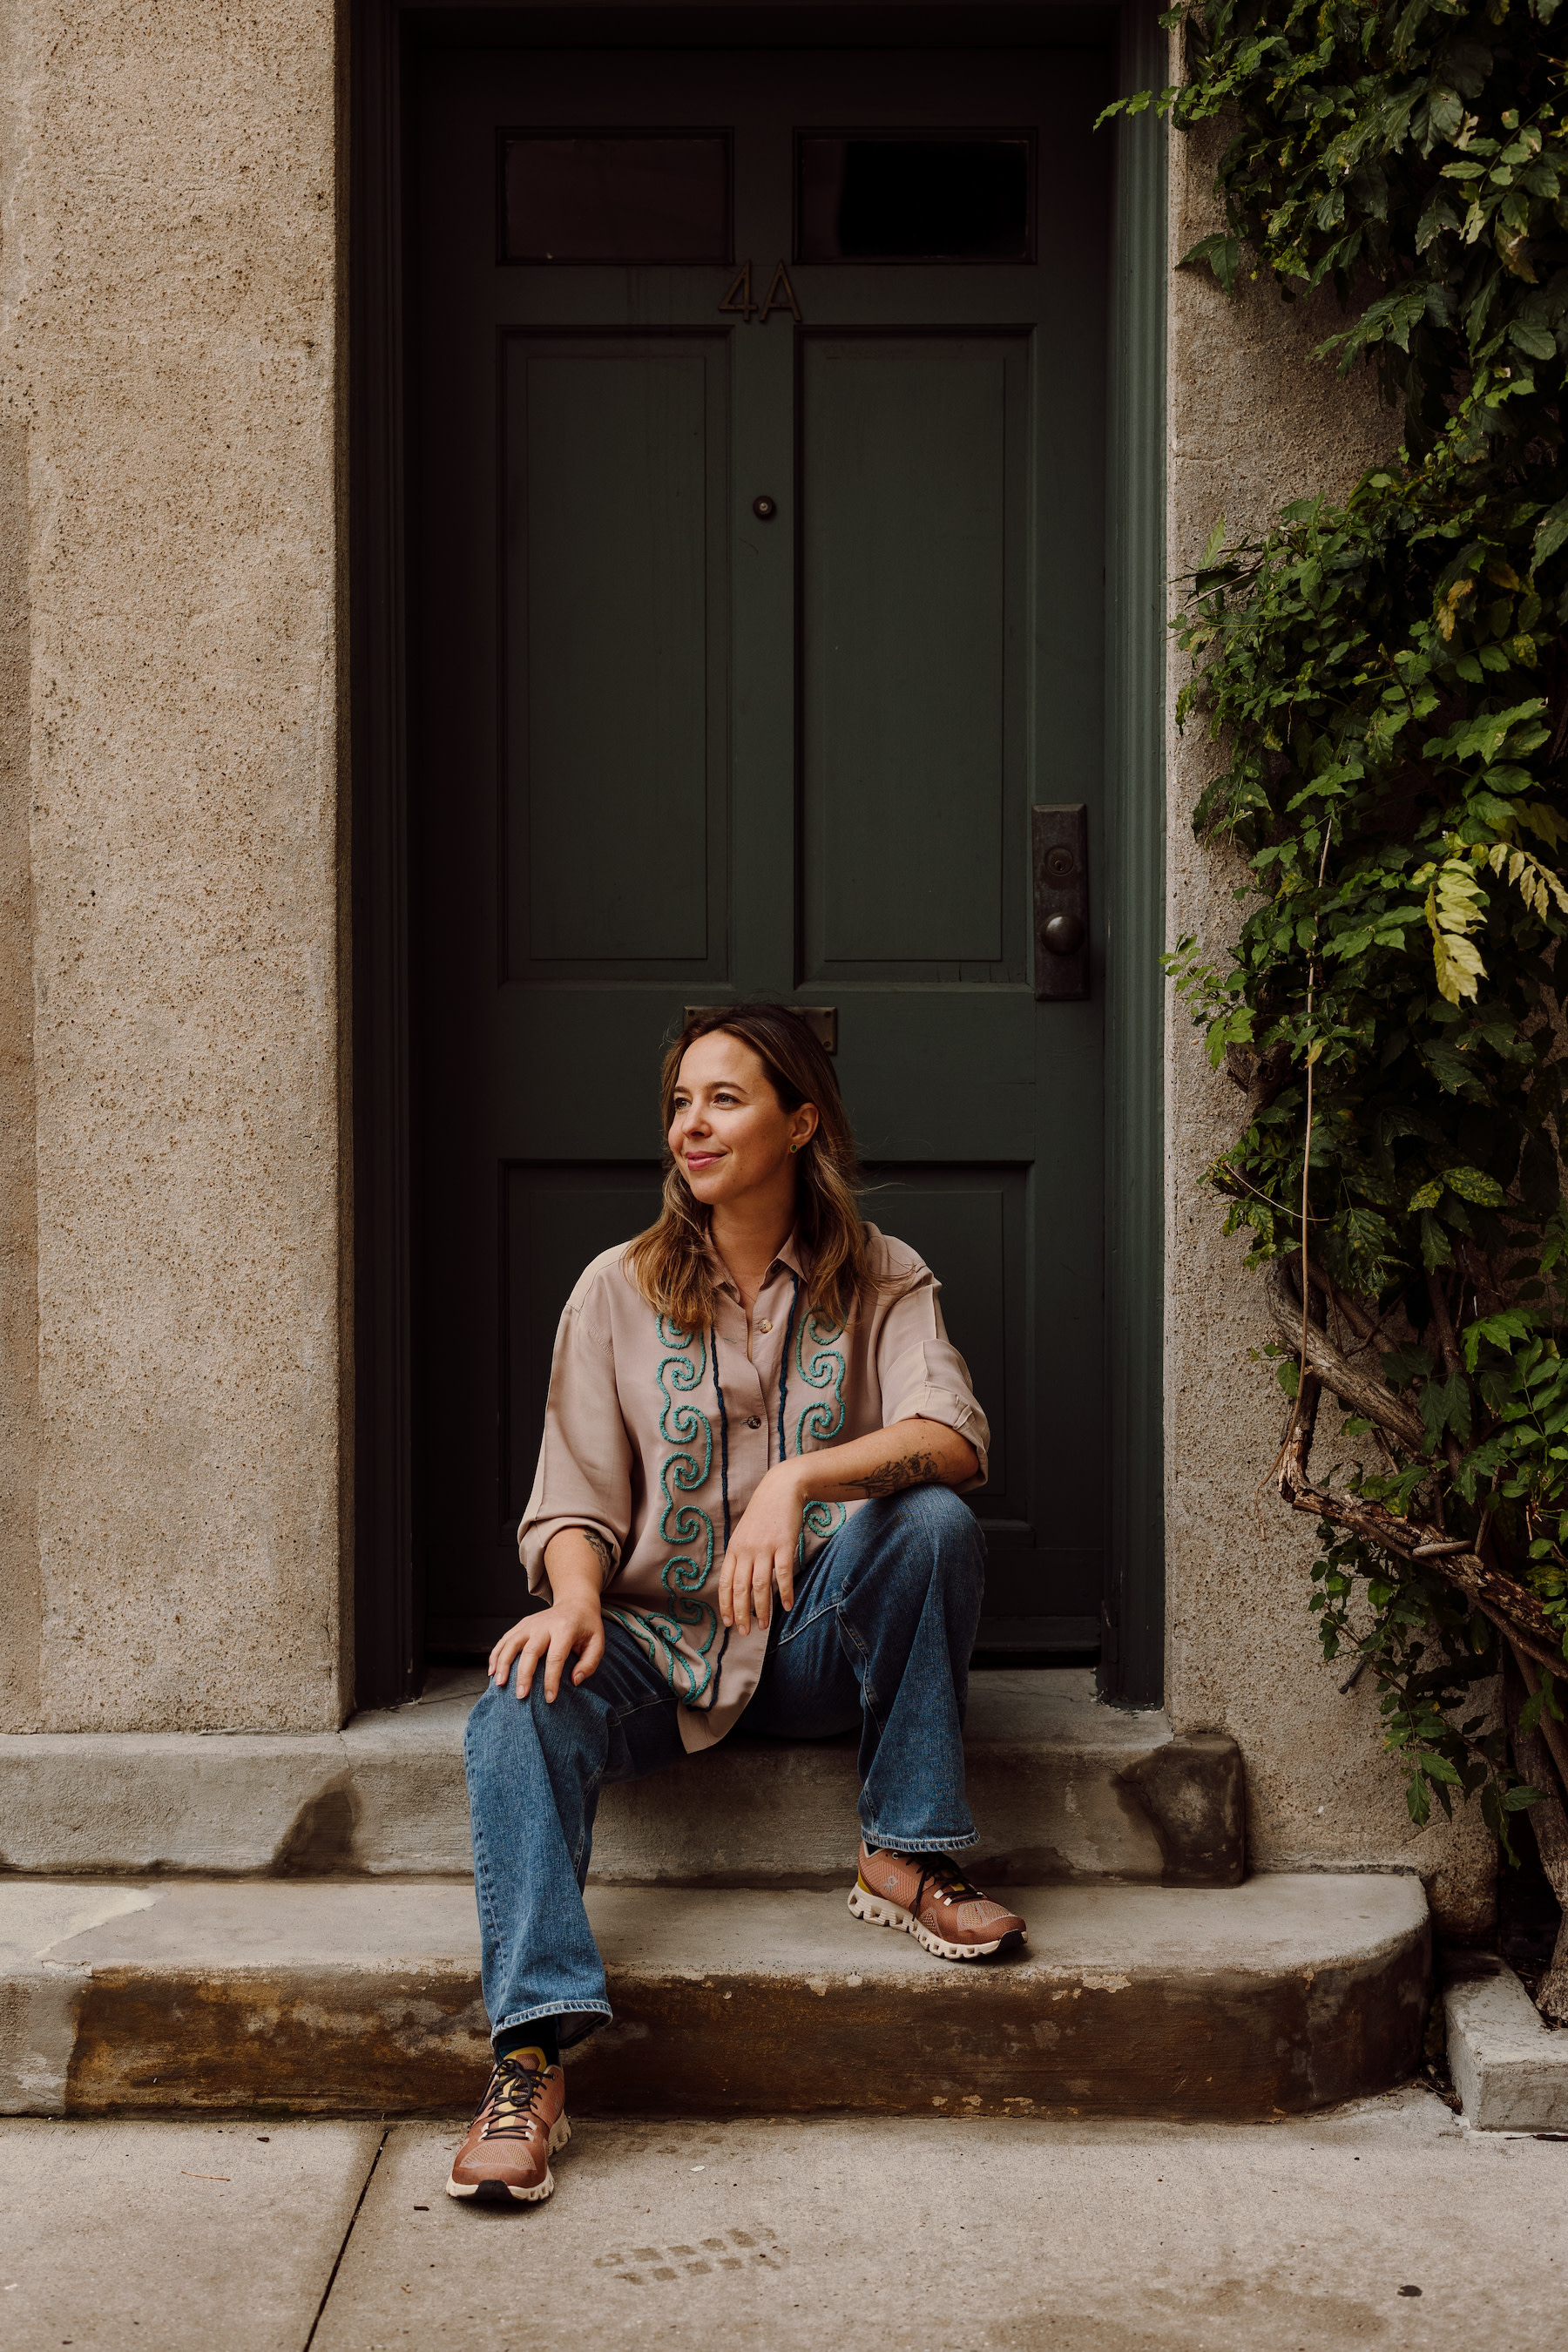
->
xmin=1443 ymin=1951 xmax=1568 ymax=2130
xmin=3 ymin=1875 xmax=1427 ymax=2124
xmin=0 ymin=1673 xmax=1244 ymax=1890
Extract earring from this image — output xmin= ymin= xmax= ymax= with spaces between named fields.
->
xmin=790 ymin=1141 xmax=801 ymax=1153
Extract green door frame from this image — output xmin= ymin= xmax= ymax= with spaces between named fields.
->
xmin=349 ymin=0 xmax=1166 ymax=1709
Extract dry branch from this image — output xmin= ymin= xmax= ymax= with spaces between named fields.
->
xmin=1264 ymin=1259 xmax=1566 ymax=1664
xmin=1263 ymin=1258 xmax=1425 ymax=1452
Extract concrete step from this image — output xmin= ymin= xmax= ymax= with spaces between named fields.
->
xmin=1 ymin=1872 xmax=1429 ymax=2122
xmin=0 ymin=1670 xmax=1242 ymax=1889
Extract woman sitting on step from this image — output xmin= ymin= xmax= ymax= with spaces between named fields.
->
xmin=449 ymin=1002 xmax=1027 ymax=2205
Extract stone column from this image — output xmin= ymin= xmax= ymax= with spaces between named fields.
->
xmin=1161 ymin=105 xmax=1495 ymax=1934
xmin=0 ymin=0 xmax=348 ymax=1731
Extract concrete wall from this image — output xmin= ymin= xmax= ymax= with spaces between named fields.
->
xmin=0 ymin=0 xmax=349 ymax=1733
xmin=1161 ymin=116 xmax=1495 ymax=1934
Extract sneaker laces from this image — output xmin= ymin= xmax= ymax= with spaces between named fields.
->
xmin=476 ymin=2054 xmax=550 ymax=2141
xmin=908 ymin=1853 xmax=983 ymax=1916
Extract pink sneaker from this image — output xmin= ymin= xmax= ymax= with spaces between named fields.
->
xmin=848 ymin=1842 xmax=1028 ymax=1960
xmin=446 ymin=2052 xmax=571 ymax=2203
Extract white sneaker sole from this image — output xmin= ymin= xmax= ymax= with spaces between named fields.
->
xmin=848 ymin=1882 xmax=1025 ymax=1962
xmin=446 ymin=2112 xmax=571 ymax=2203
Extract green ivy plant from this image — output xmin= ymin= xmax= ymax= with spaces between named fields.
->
xmin=1105 ymin=0 xmax=1568 ymax=1842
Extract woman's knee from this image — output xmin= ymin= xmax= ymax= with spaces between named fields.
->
xmin=464 ymin=1676 xmax=518 ymax=1773
xmin=886 ymin=1484 xmax=985 ymax=1579
xmin=464 ymin=1670 xmax=593 ymax=1776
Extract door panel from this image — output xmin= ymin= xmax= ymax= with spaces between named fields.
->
xmin=504 ymin=335 xmax=730 ymax=977
xmin=409 ymin=43 xmax=1112 ymax=1656
xmin=801 ymin=335 xmax=1026 ymax=982
xmin=860 ymin=1166 xmax=1024 ymax=1509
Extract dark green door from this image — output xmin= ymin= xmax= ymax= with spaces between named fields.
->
xmin=409 ymin=40 xmax=1112 ymax=1658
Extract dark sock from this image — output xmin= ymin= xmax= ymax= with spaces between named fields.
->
xmin=494 ymin=2018 xmax=561 ymax=2071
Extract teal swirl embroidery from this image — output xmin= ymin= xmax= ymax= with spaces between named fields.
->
xmin=794 ymin=1310 xmax=848 ymax=1550
xmin=603 ymin=1596 xmax=720 ymax=1704
xmin=657 ymin=1318 xmax=713 ymax=1596
xmin=621 ymin=1315 xmax=721 ymax=1704
xmin=794 ymin=1310 xmax=847 ymax=1452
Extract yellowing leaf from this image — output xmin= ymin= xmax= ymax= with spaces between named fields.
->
xmin=1436 ymin=579 xmax=1475 ymax=641
xmin=1426 ymin=868 xmax=1488 ymax=1004
xmin=1431 ymin=858 xmax=1487 ymax=933
xmin=1432 ymin=928 xmax=1486 ymax=1002
xmin=1497 ymin=223 xmax=1539 ymax=280
xmin=1487 ymin=841 xmax=1568 ymax=920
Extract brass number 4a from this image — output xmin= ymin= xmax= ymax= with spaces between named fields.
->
xmin=719 ymin=261 xmax=754 ymax=321
xmin=719 ymin=260 xmax=802 ymax=324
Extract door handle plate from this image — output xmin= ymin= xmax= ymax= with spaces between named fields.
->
xmin=1032 ymin=804 xmax=1089 ymax=1002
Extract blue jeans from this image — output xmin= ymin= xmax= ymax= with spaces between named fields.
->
xmin=463 ymin=1485 xmax=986 ymax=2049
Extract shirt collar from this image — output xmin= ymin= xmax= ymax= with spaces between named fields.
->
xmin=703 ymin=1225 xmax=810 ymax=1296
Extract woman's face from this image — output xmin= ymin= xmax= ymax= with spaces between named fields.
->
xmin=669 ymin=1031 xmax=818 ymax=1213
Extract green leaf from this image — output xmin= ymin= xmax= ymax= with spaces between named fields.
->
xmin=1510 ymin=320 xmax=1558 ymax=362
xmin=1463 ymin=1308 xmax=1534 ymax=1370
xmin=1421 ymin=1371 xmax=1473 ymax=1448
xmin=1444 ymin=1166 xmax=1507 ymax=1206
xmin=1534 ymin=495 xmax=1568 ymax=567
xmin=1420 ymin=1209 xmax=1455 ymax=1271
xmin=1421 ymin=1038 xmax=1480 ymax=1095
xmin=1179 ymin=232 xmax=1240 ymax=298
xmin=1382 ymin=1343 xmax=1434 ymax=1390
xmin=1409 ymin=1749 xmax=1465 ymax=1788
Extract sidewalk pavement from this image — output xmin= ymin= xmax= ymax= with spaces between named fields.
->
xmin=2 ymin=2087 xmax=1563 ymax=2351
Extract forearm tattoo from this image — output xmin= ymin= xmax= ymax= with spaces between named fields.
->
xmin=833 ymin=1449 xmax=943 ymax=1499
xmin=580 ymin=1529 xmax=616 ymax=1579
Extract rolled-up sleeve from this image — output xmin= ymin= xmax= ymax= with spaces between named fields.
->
xmin=517 ymin=1302 xmax=632 ymax=1597
xmin=875 ymin=1275 xmax=990 ymax=1490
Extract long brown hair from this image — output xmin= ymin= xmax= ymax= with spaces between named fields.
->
xmin=626 ymin=1004 xmax=872 ymax=1335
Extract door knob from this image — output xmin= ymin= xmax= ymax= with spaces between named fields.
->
xmin=1032 ymin=805 xmax=1089 ymax=1001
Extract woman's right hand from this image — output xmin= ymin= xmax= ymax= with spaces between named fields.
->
xmin=489 ymin=1593 xmax=605 ymax=1704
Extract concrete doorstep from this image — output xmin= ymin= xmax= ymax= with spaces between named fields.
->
xmin=0 ymin=1671 xmax=1241 ymax=1889
xmin=0 ymin=1872 xmax=1429 ymax=2123
xmin=1443 ymin=1953 xmax=1568 ymax=2131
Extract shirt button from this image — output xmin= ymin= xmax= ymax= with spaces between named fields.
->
xmin=758 ymin=1318 xmax=772 ymax=1334
xmin=747 ymin=1416 xmax=762 ymax=1429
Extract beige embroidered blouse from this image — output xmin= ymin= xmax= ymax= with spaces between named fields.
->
xmin=517 ymin=1225 xmax=990 ymax=1749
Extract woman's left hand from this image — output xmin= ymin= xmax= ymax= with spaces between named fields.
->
xmin=719 ymin=1463 xmax=807 ymax=1634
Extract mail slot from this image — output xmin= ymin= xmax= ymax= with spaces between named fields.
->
xmin=684 ymin=1004 xmax=838 ymax=1053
